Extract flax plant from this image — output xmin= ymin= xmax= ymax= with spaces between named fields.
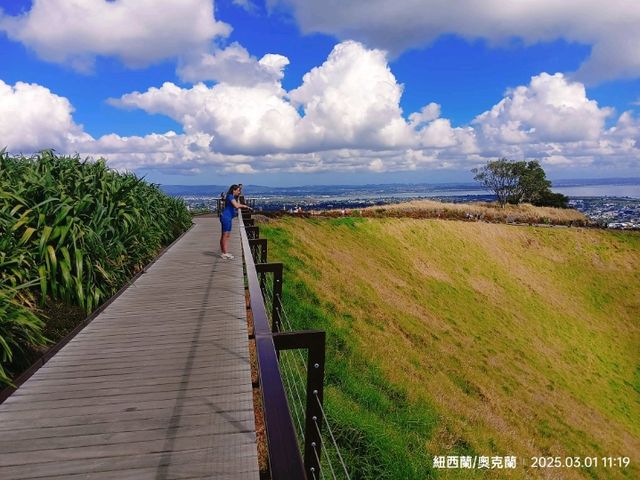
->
xmin=0 ymin=151 xmax=191 ymax=385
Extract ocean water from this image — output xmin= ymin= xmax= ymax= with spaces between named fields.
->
xmin=554 ymin=185 xmax=640 ymax=198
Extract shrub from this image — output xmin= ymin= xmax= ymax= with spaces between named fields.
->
xmin=0 ymin=151 xmax=191 ymax=385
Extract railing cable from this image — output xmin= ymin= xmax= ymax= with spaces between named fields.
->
xmin=282 ymin=349 xmax=308 ymax=403
xmin=312 ymin=443 xmax=326 ymax=480
xmin=314 ymin=391 xmax=351 ymax=480
xmin=313 ymin=415 xmax=338 ymax=479
xmin=280 ymin=352 xmax=308 ymax=430
xmin=278 ymin=355 xmax=305 ymax=439
xmin=263 ymin=278 xmax=274 ymax=311
xmin=277 ymin=293 xmax=351 ymax=479
xmin=278 ymin=295 xmax=298 ymax=334
xmin=277 ymin=293 xmax=310 ymax=364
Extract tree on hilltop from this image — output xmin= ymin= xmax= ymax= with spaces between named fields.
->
xmin=471 ymin=158 xmax=520 ymax=207
xmin=472 ymin=158 xmax=569 ymax=208
xmin=510 ymin=160 xmax=552 ymax=204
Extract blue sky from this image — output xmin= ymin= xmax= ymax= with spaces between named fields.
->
xmin=1 ymin=0 xmax=639 ymax=186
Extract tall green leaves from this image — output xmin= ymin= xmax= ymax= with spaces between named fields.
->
xmin=0 ymin=284 xmax=46 ymax=386
xmin=0 ymin=151 xmax=191 ymax=385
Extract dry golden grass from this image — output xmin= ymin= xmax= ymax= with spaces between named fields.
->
xmin=264 ymin=216 xmax=640 ymax=479
xmin=343 ymin=199 xmax=589 ymax=226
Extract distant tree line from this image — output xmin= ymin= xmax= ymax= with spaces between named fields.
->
xmin=472 ymin=158 xmax=569 ymax=208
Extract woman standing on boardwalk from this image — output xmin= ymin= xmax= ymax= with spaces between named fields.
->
xmin=219 ymin=184 xmax=251 ymax=259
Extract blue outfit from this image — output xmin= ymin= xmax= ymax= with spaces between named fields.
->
xmin=220 ymin=194 xmax=236 ymax=232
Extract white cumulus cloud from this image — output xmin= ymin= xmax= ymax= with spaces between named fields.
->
xmin=468 ymin=73 xmax=639 ymax=172
xmin=0 ymin=80 xmax=90 ymax=152
xmin=2 ymin=42 xmax=638 ymax=176
xmin=288 ymin=41 xmax=414 ymax=150
xmin=73 ymin=131 xmax=223 ymax=174
xmin=232 ymin=0 xmax=259 ymax=14
xmin=177 ymin=43 xmax=290 ymax=85
xmin=409 ymin=103 xmax=441 ymax=127
xmin=270 ymin=0 xmax=640 ymax=84
xmin=110 ymin=80 xmax=300 ymax=155
xmin=73 ymin=44 xmax=640 ymax=174
xmin=0 ymin=0 xmax=230 ymax=71
xmin=112 ymin=41 xmax=420 ymax=155
xmin=474 ymin=73 xmax=613 ymax=145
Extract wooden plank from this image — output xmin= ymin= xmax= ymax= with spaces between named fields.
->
xmin=56 ymin=323 xmax=249 ymax=342
xmin=12 ymin=370 xmax=250 ymax=396
xmin=0 ymin=426 xmax=257 ymax=455
xmin=6 ymin=367 xmax=251 ymax=392
xmin=0 ymin=446 xmax=260 ymax=479
xmin=9 ymin=362 xmax=250 ymax=383
xmin=0 ymin=384 xmax=252 ymax=412
xmin=0 ymin=217 xmax=259 ymax=479
xmin=31 ymin=347 xmax=250 ymax=370
xmin=0 ymin=401 xmax=255 ymax=432
xmin=0 ymin=409 xmax=256 ymax=442
xmin=0 ymin=447 xmax=260 ymax=479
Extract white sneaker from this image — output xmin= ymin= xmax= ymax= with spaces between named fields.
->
xmin=221 ymin=253 xmax=234 ymax=259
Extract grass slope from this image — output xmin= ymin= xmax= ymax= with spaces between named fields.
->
xmin=262 ymin=217 xmax=640 ymax=479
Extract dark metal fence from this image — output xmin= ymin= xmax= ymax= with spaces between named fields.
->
xmin=240 ymin=207 xmax=327 ymax=480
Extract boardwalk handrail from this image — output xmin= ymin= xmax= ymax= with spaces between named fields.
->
xmin=218 ymin=196 xmax=255 ymax=215
xmin=239 ymin=211 xmax=307 ymax=479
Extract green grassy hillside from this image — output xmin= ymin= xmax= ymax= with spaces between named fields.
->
xmin=262 ymin=216 xmax=639 ymax=479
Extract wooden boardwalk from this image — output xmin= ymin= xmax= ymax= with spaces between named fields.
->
xmin=0 ymin=217 xmax=259 ymax=479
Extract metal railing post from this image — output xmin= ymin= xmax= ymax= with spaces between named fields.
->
xmin=273 ymin=266 xmax=283 ymax=332
xmin=249 ymin=238 xmax=268 ymax=263
xmin=256 ymin=263 xmax=284 ymax=333
xmin=246 ymin=226 xmax=260 ymax=239
xmin=273 ymin=330 xmax=326 ymax=479
xmin=249 ymin=238 xmax=268 ymax=289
